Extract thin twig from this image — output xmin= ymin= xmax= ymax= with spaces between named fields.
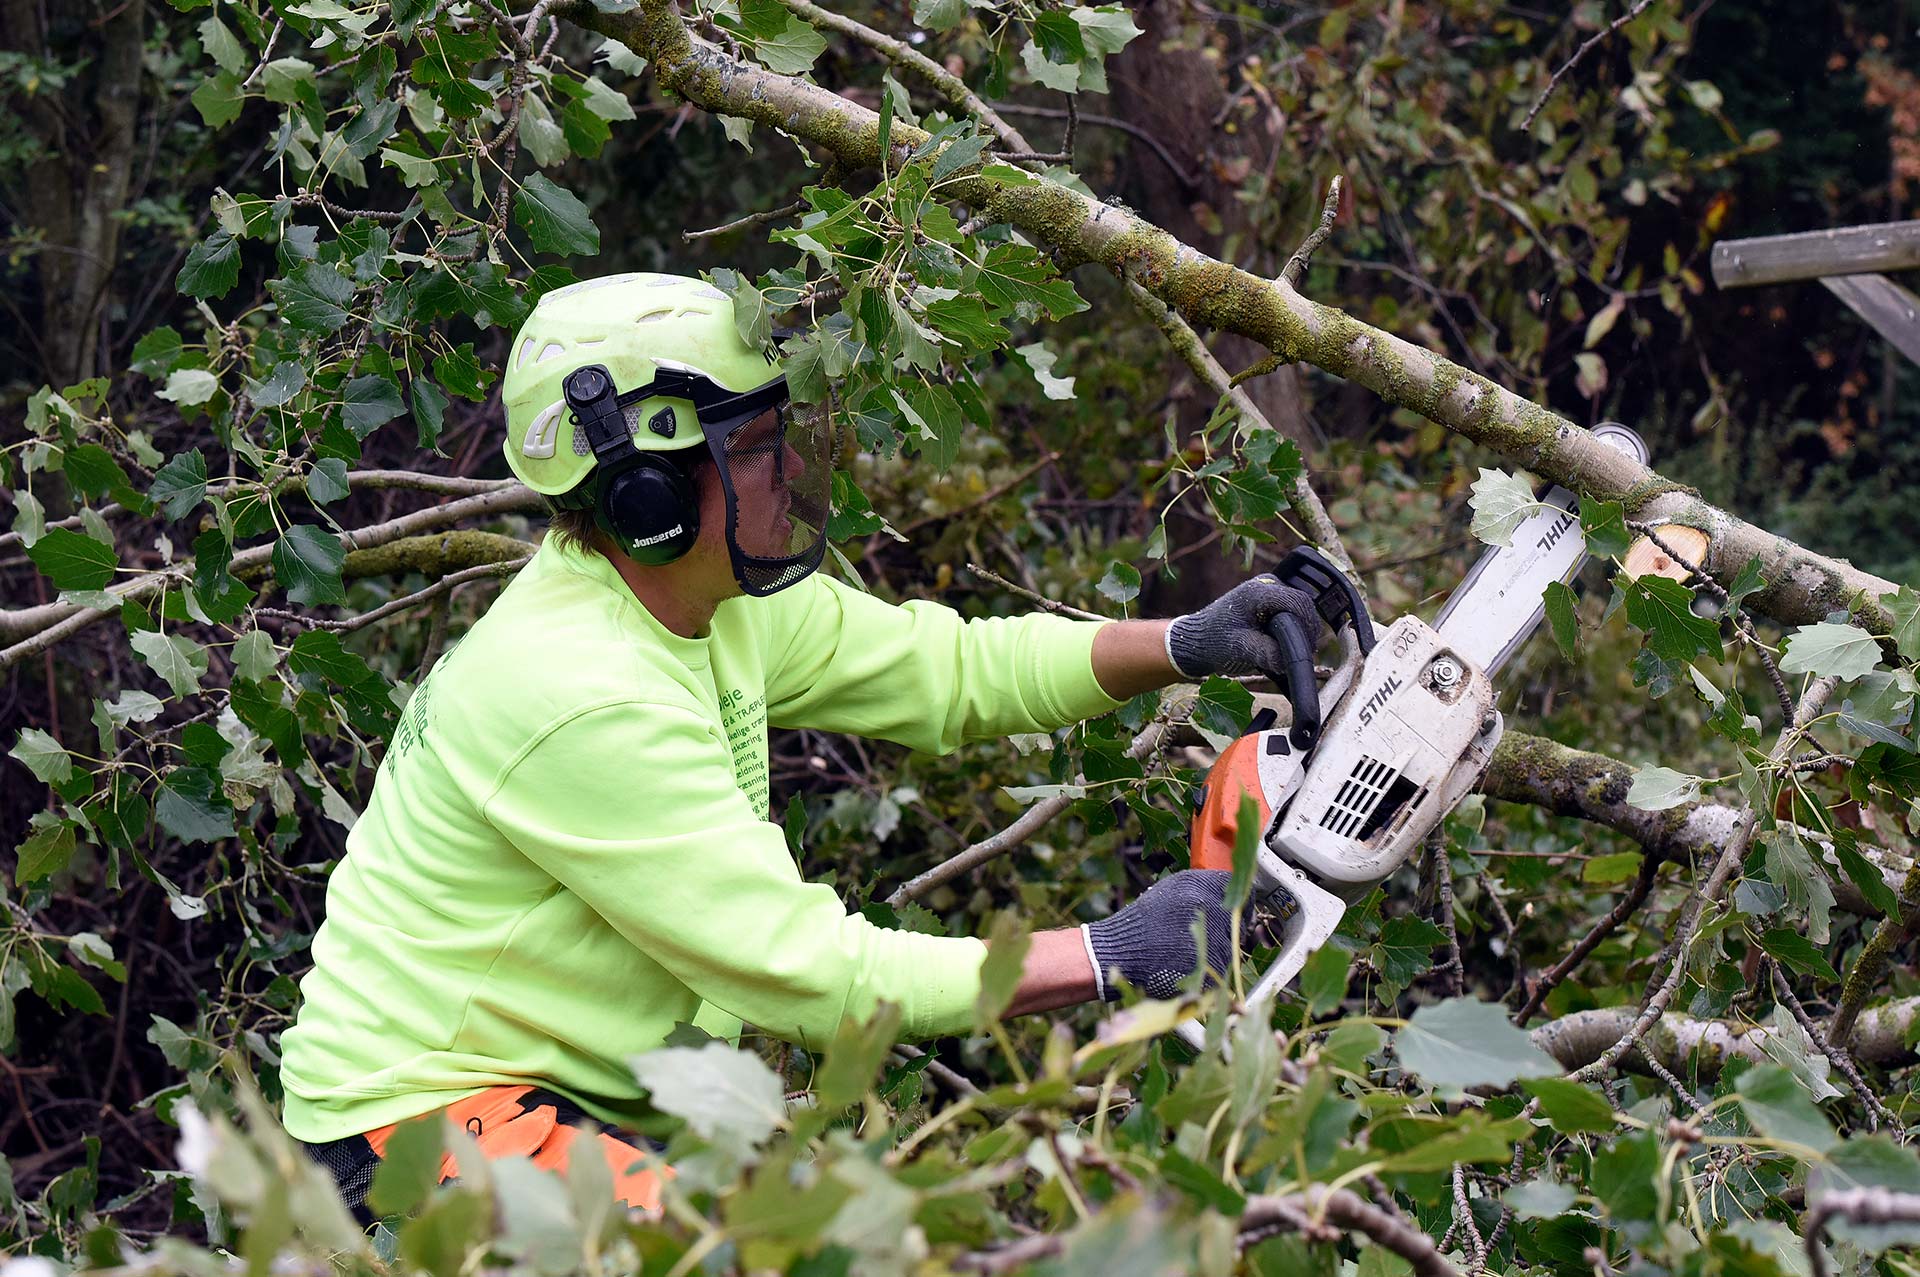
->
xmin=1768 ymin=960 xmax=1897 ymax=1133
xmin=1520 ymin=0 xmax=1659 ymax=132
xmin=995 ymin=102 xmax=1199 ymax=190
xmin=1430 ymin=830 xmax=1464 ymax=996
xmin=1514 ymin=850 xmax=1662 ymax=1023
xmin=964 ymin=563 xmax=1106 ymax=621
xmin=1281 ymin=176 xmax=1343 ymax=290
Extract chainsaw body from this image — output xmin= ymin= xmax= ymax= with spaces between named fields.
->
xmin=1176 ymin=424 xmax=1649 ymax=1044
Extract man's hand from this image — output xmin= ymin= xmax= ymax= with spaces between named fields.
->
xmin=1082 ymin=869 xmax=1237 ymax=1001
xmin=1165 ymin=574 xmax=1327 ymax=683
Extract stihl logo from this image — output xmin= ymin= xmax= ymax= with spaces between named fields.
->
xmin=1357 ymin=674 xmax=1402 ymax=726
xmin=1536 ymin=511 xmax=1575 ymax=553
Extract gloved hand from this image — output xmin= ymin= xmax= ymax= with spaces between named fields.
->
xmin=1165 ymin=574 xmax=1327 ymax=682
xmin=1082 ymin=869 xmax=1236 ymax=1001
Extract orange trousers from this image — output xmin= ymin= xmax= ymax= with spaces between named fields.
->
xmin=360 ymin=1085 xmax=666 ymax=1212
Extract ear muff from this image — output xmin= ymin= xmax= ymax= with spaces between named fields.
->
xmin=562 ymin=363 xmax=702 ymax=566
xmin=595 ymin=455 xmax=700 ymax=566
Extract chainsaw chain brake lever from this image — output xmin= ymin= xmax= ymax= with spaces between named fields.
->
xmin=1272 ymin=546 xmax=1377 ymax=655
xmin=1265 ymin=547 xmax=1376 ymax=750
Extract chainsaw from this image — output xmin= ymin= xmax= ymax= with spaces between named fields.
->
xmin=1176 ymin=423 xmax=1649 ymax=1049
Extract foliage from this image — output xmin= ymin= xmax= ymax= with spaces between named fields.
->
xmin=2 ymin=0 xmax=1919 ymax=1274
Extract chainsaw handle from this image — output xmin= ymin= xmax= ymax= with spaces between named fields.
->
xmin=1268 ymin=612 xmax=1322 ymax=750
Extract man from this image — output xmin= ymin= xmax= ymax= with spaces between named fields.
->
xmin=280 ymin=272 xmax=1327 ymax=1212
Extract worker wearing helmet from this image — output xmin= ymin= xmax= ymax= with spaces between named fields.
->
xmin=280 ymin=272 xmax=1329 ymax=1213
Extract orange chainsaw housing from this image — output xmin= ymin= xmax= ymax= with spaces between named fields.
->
xmin=1188 ymin=732 xmax=1277 ymax=871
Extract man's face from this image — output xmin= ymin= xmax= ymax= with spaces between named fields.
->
xmin=722 ymin=404 xmax=807 ymax=559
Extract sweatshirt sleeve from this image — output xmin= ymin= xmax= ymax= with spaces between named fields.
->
xmin=761 ymin=575 xmax=1124 ymax=752
xmin=482 ymin=699 xmax=987 ymax=1045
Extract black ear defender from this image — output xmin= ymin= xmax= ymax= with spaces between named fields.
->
xmin=561 ymin=364 xmax=701 ymax=566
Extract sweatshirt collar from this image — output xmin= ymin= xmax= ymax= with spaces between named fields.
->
xmin=541 ymin=537 xmax=712 ymax=668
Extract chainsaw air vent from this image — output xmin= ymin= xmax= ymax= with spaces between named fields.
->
xmin=1318 ymin=756 xmax=1428 ymax=846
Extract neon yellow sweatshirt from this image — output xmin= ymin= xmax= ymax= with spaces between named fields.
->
xmin=279 ymin=539 xmax=1120 ymax=1141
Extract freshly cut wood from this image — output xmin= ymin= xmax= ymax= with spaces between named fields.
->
xmin=1622 ymin=525 xmax=1710 ymax=582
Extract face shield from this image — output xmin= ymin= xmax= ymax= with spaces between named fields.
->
xmin=614 ymin=366 xmax=832 ymax=597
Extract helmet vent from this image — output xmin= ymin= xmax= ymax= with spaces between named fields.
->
xmin=516 ymin=336 xmax=538 ymax=368
xmin=537 ymin=342 xmax=567 ymax=363
xmin=636 ymin=308 xmax=673 ymax=323
xmin=577 ymin=336 xmax=606 ymax=346
xmin=522 ymin=401 xmax=564 ymax=459
xmin=696 ymin=286 xmax=727 ymax=299
xmin=646 ymin=277 xmax=680 ymax=287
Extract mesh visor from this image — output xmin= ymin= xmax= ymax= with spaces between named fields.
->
xmin=704 ymin=393 xmax=832 ymax=597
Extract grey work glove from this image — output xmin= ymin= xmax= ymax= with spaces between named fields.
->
xmin=1082 ymin=869 xmax=1236 ymax=1001
xmin=1165 ymin=574 xmax=1327 ymax=681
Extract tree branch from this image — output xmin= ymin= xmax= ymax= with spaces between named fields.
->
xmin=0 ymin=483 xmax=545 ymax=667
xmin=1121 ymin=278 xmax=1356 ymax=583
xmin=569 ymin=0 xmax=1892 ymax=632
xmin=1532 ymin=995 xmax=1920 ymax=1077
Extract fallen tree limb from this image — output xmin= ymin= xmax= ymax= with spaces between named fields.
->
xmin=569 ymin=0 xmax=1896 ymax=632
xmin=1532 ymin=996 xmax=1920 ymax=1077
xmin=0 ymin=483 xmax=545 ymax=668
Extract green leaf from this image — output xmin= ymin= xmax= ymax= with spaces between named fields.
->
xmin=368 ymin=1115 xmax=444 ymax=1217
xmin=63 ymin=444 xmax=130 ymax=499
xmin=517 ymin=92 xmax=568 ymax=166
xmin=1015 ymin=341 xmax=1075 ymax=400
xmin=15 ymin=821 xmax=76 ymax=885
xmin=1737 ymin=1063 xmax=1837 ymax=1153
xmin=251 ymin=360 xmax=307 ymax=409
xmin=1579 ymin=498 xmax=1631 ymax=558
xmin=28 ymin=527 xmax=117 ymax=592
xmin=1625 ymin=575 xmax=1723 ymax=662
xmin=1226 ymin=791 xmax=1262 ymax=913
xmin=149 ymin=448 xmax=208 ymax=519
xmin=514 ymin=174 xmax=600 ymax=256
xmin=1582 ymin=851 xmax=1643 ymax=885
xmin=1832 ymin=836 xmax=1902 ymax=918
xmin=1521 ymin=1077 xmax=1616 ymax=1134
xmin=1020 ymin=37 xmax=1082 ymax=92
xmin=1780 ymin=622 xmax=1882 ymax=681
xmin=177 ymin=230 xmax=241 ymax=298
xmin=307 ymin=457 xmax=350 ymax=505
xmin=1096 ymin=561 xmax=1140 ymax=605
xmin=191 ymin=72 xmax=243 ymax=127
xmin=1544 ymin=580 xmax=1578 ymax=659
xmin=1298 ymin=944 xmax=1350 ymax=1019
xmin=272 ymin=525 xmax=346 ymax=606
xmin=1592 ymin=1132 xmax=1660 ymax=1222
xmin=1506 ymin=1178 xmax=1576 ymax=1220
xmin=630 ymin=1043 xmax=785 ymax=1157
xmin=1368 ymin=915 xmax=1445 ymax=997
xmin=1467 ymin=468 xmax=1538 ymax=547
xmin=1726 ymin=556 xmax=1767 ymax=611
xmin=130 ymin=629 xmax=209 ymax=698
xmin=1394 ymin=997 xmax=1559 ymax=1090
xmin=413 ymin=378 xmax=449 ymax=451
xmin=711 ymin=267 xmax=771 ymax=349
xmin=10 ymin=728 xmax=73 ymax=784
xmin=261 ymin=56 xmax=316 ymax=105
xmin=752 ymin=15 xmax=826 ymax=72
xmin=1884 ymin=585 xmax=1920 ymax=662
xmin=1625 ymin=765 xmax=1701 ymax=811
xmin=1761 ymin=830 xmax=1835 ymax=946
xmin=154 ymin=767 xmax=234 ymax=844
xmin=973 ymin=243 xmax=1087 ymax=320
xmin=1370 ymin=1111 xmax=1532 ymax=1173
xmin=814 ymin=1002 xmax=904 ymax=1112
xmin=272 ymin=262 xmax=355 ymax=333
xmin=231 ymin=630 xmax=278 ymax=683
xmin=1757 ymin=927 xmax=1839 ymax=981
xmin=341 ymin=373 xmax=405 ymax=439
xmin=974 ymin=911 xmax=1030 ymax=1029
xmin=157 ymin=368 xmax=218 ymax=406
xmin=198 ymin=13 xmax=247 ymax=72
xmin=431 ymin=344 xmax=492 ymax=402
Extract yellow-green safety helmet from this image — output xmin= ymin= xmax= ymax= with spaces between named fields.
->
xmin=502 ymin=272 xmax=786 ymax=496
